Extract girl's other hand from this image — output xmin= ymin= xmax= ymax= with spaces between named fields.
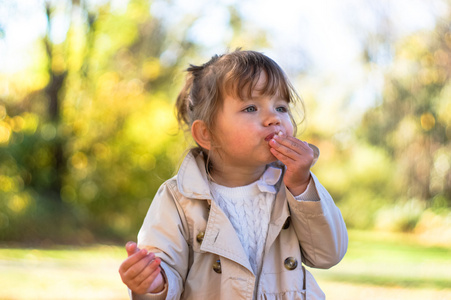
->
xmin=269 ymin=132 xmax=314 ymax=195
xmin=118 ymin=242 xmax=165 ymax=295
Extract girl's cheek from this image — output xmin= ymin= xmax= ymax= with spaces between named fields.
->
xmin=285 ymin=123 xmax=295 ymax=137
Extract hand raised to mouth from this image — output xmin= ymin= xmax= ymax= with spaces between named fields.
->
xmin=268 ymin=132 xmax=319 ymax=195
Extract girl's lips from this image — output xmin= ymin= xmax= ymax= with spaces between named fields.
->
xmin=265 ymin=131 xmax=282 ymax=141
xmin=265 ymin=133 xmax=275 ymax=141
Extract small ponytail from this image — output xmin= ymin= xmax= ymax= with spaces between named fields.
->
xmin=175 ymin=54 xmax=223 ymax=134
xmin=175 ymin=73 xmax=194 ymax=131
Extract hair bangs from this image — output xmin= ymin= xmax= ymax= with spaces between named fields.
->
xmin=220 ymin=57 xmax=292 ymax=103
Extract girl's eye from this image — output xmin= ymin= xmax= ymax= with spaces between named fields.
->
xmin=276 ymin=106 xmax=288 ymax=113
xmin=244 ymin=106 xmax=257 ymax=112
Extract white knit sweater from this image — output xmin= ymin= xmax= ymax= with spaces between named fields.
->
xmin=210 ymin=179 xmax=275 ymax=277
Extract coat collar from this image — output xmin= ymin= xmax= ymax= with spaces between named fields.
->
xmin=177 ymin=150 xmax=213 ymax=200
xmin=177 ymin=149 xmax=283 ymax=199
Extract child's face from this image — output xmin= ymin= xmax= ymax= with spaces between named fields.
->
xmin=211 ymin=73 xmax=295 ymax=169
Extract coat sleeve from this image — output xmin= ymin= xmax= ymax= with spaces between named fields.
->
xmin=286 ymin=172 xmax=348 ymax=269
xmin=133 ymin=179 xmax=190 ymax=300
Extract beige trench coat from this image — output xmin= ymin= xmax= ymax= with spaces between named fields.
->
xmin=133 ymin=150 xmax=348 ymax=300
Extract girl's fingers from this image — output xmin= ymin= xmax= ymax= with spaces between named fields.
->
xmin=120 ymin=250 xmax=155 ymax=279
xmin=308 ymin=143 xmax=320 ymax=166
xmin=127 ymin=253 xmax=156 ymax=279
xmin=269 ymin=139 xmax=295 ymax=161
xmin=137 ymin=259 xmax=163 ymax=293
xmin=133 ymin=257 xmax=162 ymax=289
xmin=269 ymin=134 xmax=315 ymax=193
xmin=269 ymin=146 xmax=293 ymax=165
xmin=274 ymin=134 xmax=311 ymax=153
xmin=126 ymin=241 xmax=139 ymax=257
xmin=270 ymin=135 xmax=312 ymax=162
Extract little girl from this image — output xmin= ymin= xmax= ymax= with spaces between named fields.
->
xmin=119 ymin=50 xmax=348 ymax=300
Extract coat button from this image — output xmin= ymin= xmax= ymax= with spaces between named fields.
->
xmin=282 ymin=217 xmax=290 ymax=229
xmin=196 ymin=231 xmax=205 ymax=244
xmin=284 ymin=257 xmax=298 ymax=270
xmin=212 ymin=259 xmax=222 ymax=273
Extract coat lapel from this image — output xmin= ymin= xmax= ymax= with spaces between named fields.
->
xmin=265 ymin=184 xmax=290 ymax=254
xmin=177 ymin=151 xmax=253 ymax=273
xmin=200 ymin=199 xmax=253 ymax=273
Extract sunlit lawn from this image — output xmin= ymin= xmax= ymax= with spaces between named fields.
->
xmin=1 ymin=230 xmax=450 ymax=300
xmin=0 ymin=245 xmax=129 ymax=300
xmin=310 ymin=230 xmax=451 ymax=300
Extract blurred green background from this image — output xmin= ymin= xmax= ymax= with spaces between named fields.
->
xmin=0 ymin=0 xmax=450 ymax=299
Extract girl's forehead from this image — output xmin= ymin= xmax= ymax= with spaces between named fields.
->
xmin=255 ymin=71 xmax=268 ymax=84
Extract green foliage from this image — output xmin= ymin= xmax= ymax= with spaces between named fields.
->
xmin=300 ymin=13 xmax=451 ymax=232
xmin=360 ymin=20 xmax=451 ymax=205
xmin=0 ymin=0 xmax=195 ymax=244
xmin=375 ymin=199 xmax=425 ymax=232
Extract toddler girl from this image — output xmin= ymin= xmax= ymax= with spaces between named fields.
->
xmin=119 ymin=49 xmax=348 ymax=300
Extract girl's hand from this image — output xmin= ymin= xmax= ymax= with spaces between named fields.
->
xmin=119 ymin=242 xmax=165 ymax=295
xmin=269 ymin=132 xmax=314 ymax=196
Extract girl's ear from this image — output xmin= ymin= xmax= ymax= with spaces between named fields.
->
xmin=191 ymin=120 xmax=211 ymax=150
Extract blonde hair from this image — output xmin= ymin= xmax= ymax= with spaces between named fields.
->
xmin=176 ymin=49 xmax=304 ymax=153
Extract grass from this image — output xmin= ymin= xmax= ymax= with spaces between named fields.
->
xmin=0 ymin=230 xmax=450 ymax=299
xmin=0 ymin=245 xmax=129 ymax=300
xmin=309 ymin=230 xmax=451 ymax=300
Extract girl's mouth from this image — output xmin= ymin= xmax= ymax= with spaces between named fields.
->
xmin=265 ymin=131 xmax=282 ymax=141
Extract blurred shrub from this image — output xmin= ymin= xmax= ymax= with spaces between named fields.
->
xmin=374 ymin=199 xmax=425 ymax=232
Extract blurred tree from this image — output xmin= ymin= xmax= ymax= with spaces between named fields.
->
xmin=359 ymin=12 xmax=451 ymax=207
xmin=0 ymin=0 xmax=201 ymax=244
xmin=42 ymin=1 xmax=68 ymax=203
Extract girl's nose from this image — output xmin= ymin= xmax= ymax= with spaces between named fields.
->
xmin=264 ymin=112 xmax=281 ymax=127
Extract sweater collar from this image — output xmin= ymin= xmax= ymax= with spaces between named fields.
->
xmin=256 ymin=166 xmax=282 ymax=194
